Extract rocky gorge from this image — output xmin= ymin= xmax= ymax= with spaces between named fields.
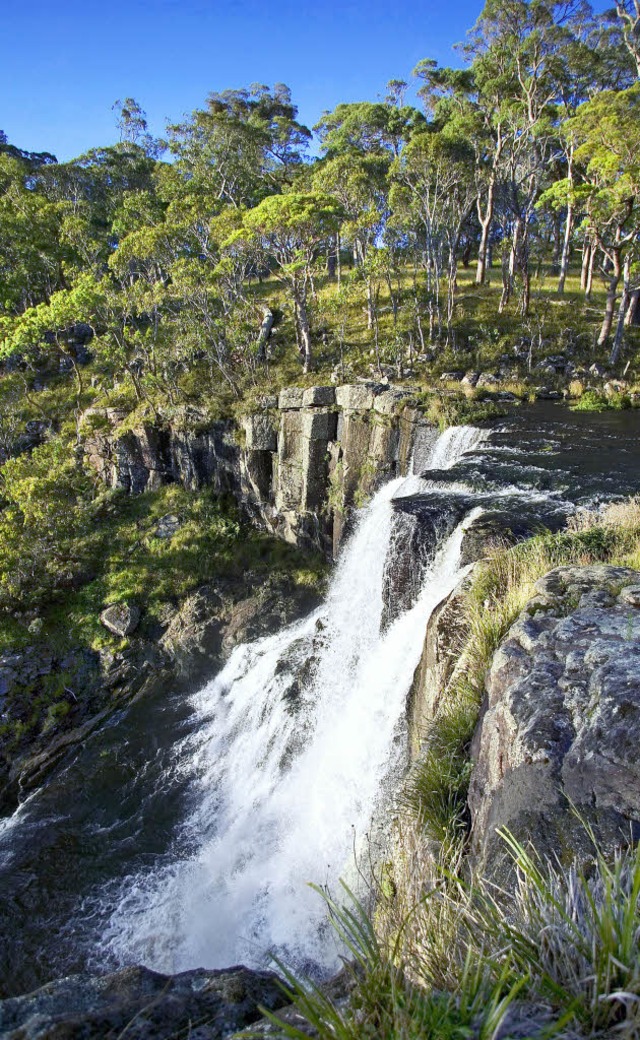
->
xmin=1 ymin=397 xmax=640 ymax=1038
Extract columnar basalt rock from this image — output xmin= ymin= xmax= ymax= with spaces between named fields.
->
xmin=82 ymin=384 xmax=430 ymax=557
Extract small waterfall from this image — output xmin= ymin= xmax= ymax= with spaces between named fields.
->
xmin=99 ymin=463 xmax=473 ymax=978
xmin=425 ymin=424 xmax=489 ymax=472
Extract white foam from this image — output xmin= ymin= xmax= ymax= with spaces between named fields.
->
xmin=99 ymin=475 xmax=470 ymax=977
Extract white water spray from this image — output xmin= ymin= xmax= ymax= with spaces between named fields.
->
xmin=99 ymin=432 xmax=484 ymax=976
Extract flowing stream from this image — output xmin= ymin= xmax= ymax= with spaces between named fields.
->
xmin=1 ymin=404 xmax=640 ymax=996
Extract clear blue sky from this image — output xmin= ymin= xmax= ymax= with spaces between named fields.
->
xmin=1 ymin=0 xmax=486 ymax=161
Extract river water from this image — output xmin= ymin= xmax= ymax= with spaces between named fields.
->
xmin=0 ymin=403 xmax=639 ymax=997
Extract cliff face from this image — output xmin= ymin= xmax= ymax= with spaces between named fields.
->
xmin=469 ymin=564 xmax=640 ymax=875
xmin=409 ymin=562 xmax=640 ymax=877
xmin=82 ymin=383 xmax=432 ymax=557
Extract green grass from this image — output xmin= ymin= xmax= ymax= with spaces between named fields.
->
xmin=571 ymin=389 xmax=636 ymax=412
xmin=0 ymin=476 xmax=327 ymax=753
xmin=256 ymin=830 xmax=640 ymax=1040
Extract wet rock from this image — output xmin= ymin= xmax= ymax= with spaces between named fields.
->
xmin=99 ymin=603 xmax=141 ymax=638
xmin=160 ymin=586 xmax=225 ymax=678
xmin=469 ymin=564 xmax=640 ymax=878
xmin=0 ymin=964 xmax=287 ymax=1039
xmin=154 ymin=513 xmax=181 ymax=540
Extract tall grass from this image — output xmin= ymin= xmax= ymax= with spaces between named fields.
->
xmin=256 ymin=833 xmax=640 ymax=1040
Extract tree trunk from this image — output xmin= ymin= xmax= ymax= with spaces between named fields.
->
xmin=295 ymin=293 xmax=313 ymax=373
xmin=610 ymin=254 xmax=631 ymax=366
xmin=580 ymin=235 xmax=591 ymax=291
xmin=551 ymin=213 xmax=562 ymax=274
xmin=476 ymin=179 xmax=495 ymax=286
xmin=598 ymin=251 xmax=621 ymax=347
xmin=336 ymin=232 xmax=342 ymax=287
xmin=557 ymin=203 xmax=573 ymax=294
xmin=518 ymin=223 xmax=530 ymax=317
xmin=499 ymin=221 xmax=520 ymax=313
xmin=256 ymin=306 xmax=274 ymax=361
xmin=585 ymin=242 xmax=596 ymax=298
xmin=366 ymin=277 xmax=374 ymax=330
xmin=625 ymin=287 xmax=640 ymax=326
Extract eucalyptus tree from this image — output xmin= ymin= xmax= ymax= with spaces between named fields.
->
xmin=614 ymin=0 xmax=640 ymax=77
xmin=232 ymin=192 xmax=344 ymax=372
xmin=558 ymin=84 xmax=640 ymax=360
xmin=391 ymin=129 xmax=476 ymax=341
xmin=0 ymin=150 xmax=64 ymax=314
xmin=166 ymin=83 xmax=310 ymax=212
xmin=455 ymin=0 xmax=593 ymax=313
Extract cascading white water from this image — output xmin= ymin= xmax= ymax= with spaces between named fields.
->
xmin=98 ymin=431 xmax=484 ymax=978
xmin=426 ymin=424 xmax=489 ymax=472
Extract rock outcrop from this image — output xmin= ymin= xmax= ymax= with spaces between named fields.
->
xmin=82 ymin=385 xmax=430 ymax=557
xmin=469 ymin=564 xmax=640 ymax=876
xmin=0 ymin=964 xmax=287 ymax=1039
xmin=0 ymin=574 xmax=321 ymax=815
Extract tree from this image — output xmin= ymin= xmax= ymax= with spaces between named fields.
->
xmin=614 ymin=0 xmax=640 ymax=77
xmin=167 ymin=84 xmax=310 ymax=211
xmin=235 ymin=193 xmax=343 ymax=372
xmin=391 ymin=130 xmax=476 ymax=341
xmin=559 ymin=84 xmax=640 ymax=360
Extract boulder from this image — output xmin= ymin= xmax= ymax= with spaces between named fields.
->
xmin=99 ymin=603 xmax=141 ymax=638
xmin=461 ymin=371 xmax=480 ymax=388
xmin=336 ymin=383 xmax=383 ymax=411
xmin=154 ymin=514 xmax=181 ymax=540
xmin=469 ymin=565 xmax=640 ymax=877
xmin=0 ymin=964 xmax=287 ymax=1040
xmin=476 ymin=372 xmax=500 ymax=388
xmin=373 ymin=388 xmax=413 ymax=415
xmin=589 ymin=362 xmax=607 ymax=378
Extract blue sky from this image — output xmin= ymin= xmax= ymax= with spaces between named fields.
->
xmin=1 ymin=0 xmax=484 ymax=161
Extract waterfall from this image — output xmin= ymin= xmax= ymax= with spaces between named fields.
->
xmin=98 ymin=434 xmax=482 ymax=979
xmin=426 ymin=424 xmax=489 ymax=472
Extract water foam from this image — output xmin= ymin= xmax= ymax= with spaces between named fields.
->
xmin=99 ymin=469 xmax=473 ymax=976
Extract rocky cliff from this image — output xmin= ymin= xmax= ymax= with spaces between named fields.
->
xmin=409 ymin=561 xmax=640 ymax=878
xmin=82 ymin=383 xmax=432 ymax=557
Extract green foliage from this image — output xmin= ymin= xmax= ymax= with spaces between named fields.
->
xmin=0 ymin=438 xmax=93 ymax=612
xmin=571 ymin=389 xmax=635 ymax=412
xmin=419 ymin=390 xmax=508 ymax=430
